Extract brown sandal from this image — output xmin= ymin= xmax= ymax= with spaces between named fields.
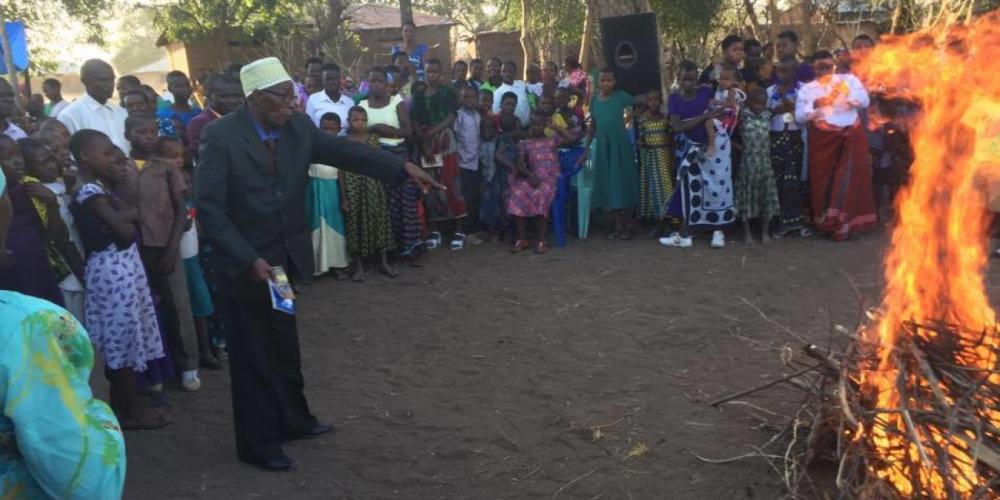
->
xmin=535 ymin=241 xmax=549 ymax=254
xmin=511 ymin=240 xmax=531 ymax=253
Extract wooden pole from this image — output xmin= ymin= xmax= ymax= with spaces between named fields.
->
xmin=0 ymin=20 xmax=19 ymax=96
xmin=399 ymin=0 xmax=413 ymax=26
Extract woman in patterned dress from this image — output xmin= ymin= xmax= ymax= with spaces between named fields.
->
xmin=342 ymin=107 xmax=397 ymax=281
xmin=735 ymin=89 xmax=780 ymax=244
xmin=68 ymin=130 xmax=167 ymax=430
xmin=507 ymin=110 xmax=578 ymax=253
xmin=636 ymin=89 xmax=675 ymax=235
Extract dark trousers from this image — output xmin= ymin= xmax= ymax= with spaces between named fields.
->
xmin=141 ymin=245 xmax=197 ymax=371
xmin=460 ymin=167 xmax=482 ymax=234
xmin=222 ymin=285 xmax=317 ymax=462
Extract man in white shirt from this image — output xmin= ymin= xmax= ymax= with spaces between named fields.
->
xmin=795 ymin=50 xmax=876 ymax=241
xmin=304 ymin=63 xmax=353 ymax=133
xmin=58 ymin=59 xmax=129 ymax=153
xmin=491 ymin=61 xmax=531 ymax=125
xmin=42 ymin=79 xmax=69 ymax=118
xmin=0 ymin=79 xmax=26 ymax=141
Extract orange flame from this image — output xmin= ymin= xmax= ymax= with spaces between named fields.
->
xmin=854 ymin=12 xmax=1000 ymax=497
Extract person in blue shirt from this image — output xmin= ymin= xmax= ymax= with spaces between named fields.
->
xmin=156 ymin=70 xmax=203 ymax=142
xmin=391 ymin=21 xmax=429 ymax=82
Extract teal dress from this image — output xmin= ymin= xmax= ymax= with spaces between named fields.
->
xmin=590 ymin=90 xmax=639 ymax=210
xmin=306 ymin=164 xmax=349 ymax=275
xmin=0 ymin=291 xmax=125 ymax=499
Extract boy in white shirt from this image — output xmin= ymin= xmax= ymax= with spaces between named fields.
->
xmin=491 ymin=61 xmax=531 ymax=126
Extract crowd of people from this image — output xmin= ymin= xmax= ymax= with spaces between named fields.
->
xmin=0 ymin=21 xmax=915 ymax=484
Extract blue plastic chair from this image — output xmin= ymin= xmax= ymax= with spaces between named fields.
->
xmin=552 ymin=147 xmax=586 ymax=246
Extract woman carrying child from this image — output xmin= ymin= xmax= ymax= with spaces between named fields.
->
xmin=661 ymin=60 xmax=735 ymax=249
xmin=0 ymin=136 xmax=64 ymax=304
xmin=69 ymin=130 xmax=168 ymax=429
xmin=342 ymin=106 xmax=397 ymax=281
xmin=508 ymin=109 xmax=577 ymax=253
xmin=361 ymin=66 xmax=422 ymax=261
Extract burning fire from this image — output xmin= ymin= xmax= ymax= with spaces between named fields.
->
xmin=853 ymin=13 xmax=1000 ymax=498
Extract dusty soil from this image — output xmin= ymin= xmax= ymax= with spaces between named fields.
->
xmin=123 ymin=229 xmax=908 ymax=499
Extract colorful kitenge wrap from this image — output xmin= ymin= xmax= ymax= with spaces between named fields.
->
xmin=0 ymin=292 xmax=126 ymax=500
xmin=637 ymin=114 xmax=675 ymax=220
xmin=506 ymin=136 xmax=560 ymax=218
xmin=384 ymin=146 xmax=424 ymax=256
xmin=668 ymin=121 xmax=737 ymax=231
xmin=411 ymin=85 xmax=466 ymax=222
xmin=341 ymin=136 xmax=395 ymax=257
xmin=306 ymin=164 xmax=349 ymax=274
xmin=770 ymin=130 xmax=805 ymax=228
xmin=806 ymin=121 xmax=877 ymax=240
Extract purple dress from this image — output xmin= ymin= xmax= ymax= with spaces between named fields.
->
xmin=0 ymin=182 xmax=64 ymax=305
xmin=71 ymin=182 xmax=164 ymax=371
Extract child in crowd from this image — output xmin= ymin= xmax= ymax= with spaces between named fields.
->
xmin=485 ymin=92 xmax=521 ymax=241
xmin=477 ymin=90 xmax=502 ymax=240
xmin=411 ymin=58 xmax=468 ymax=250
xmin=0 ymin=136 xmax=64 ymax=304
xmin=469 ymin=58 xmax=485 ymax=89
xmin=128 ymin=117 xmax=202 ymax=391
xmin=766 ymin=59 xmax=807 ymax=236
xmin=452 ymin=60 xmax=471 ymax=90
xmin=342 ymin=106 xmax=397 ymax=281
xmin=68 ymin=129 xmax=168 ymax=430
xmin=543 ymin=91 xmax=583 ymax=142
xmin=491 ymin=61 xmax=531 ymax=125
xmin=507 ymin=109 xmax=576 ymax=254
xmin=580 ymin=68 xmax=639 ymax=240
xmin=661 ymin=60 xmax=732 ymax=249
xmin=743 ymin=58 xmax=775 ymax=94
xmin=18 ymin=138 xmax=86 ymax=319
xmin=178 ymin=164 xmax=223 ymax=370
xmin=157 ymin=71 xmax=202 ymax=141
xmin=735 ymin=88 xmax=779 ymax=244
xmin=705 ymin=63 xmax=746 ymax=157
xmin=454 ymin=86 xmax=483 ymax=244
xmin=636 ymin=89 xmax=675 ymax=233
xmin=307 ymin=112 xmax=350 ymax=279
xmin=555 ymin=87 xmax=586 ymax=130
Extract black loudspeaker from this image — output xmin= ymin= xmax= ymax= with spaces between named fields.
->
xmin=600 ymin=13 xmax=661 ymax=97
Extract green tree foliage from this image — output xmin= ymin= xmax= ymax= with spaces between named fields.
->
xmin=154 ymin=0 xmax=302 ymax=43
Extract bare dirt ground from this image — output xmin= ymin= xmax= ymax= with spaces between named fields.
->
xmin=122 ymin=229 xmax=919 ymax=499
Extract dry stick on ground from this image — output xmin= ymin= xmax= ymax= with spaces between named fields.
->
xmin=551 ymin=467 xmax=599 ymax=500
xmin=708 ymin=365 xmax=821 ymax=407
xmin=734 ymin=296 xmax=809 ymax=344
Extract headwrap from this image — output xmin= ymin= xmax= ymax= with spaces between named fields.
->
xmin=239 ymin=57 xmax=292 ymax=97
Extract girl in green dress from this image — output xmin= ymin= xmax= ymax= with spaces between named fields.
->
xmin=580 ymin=68 xmax=639 ymax=239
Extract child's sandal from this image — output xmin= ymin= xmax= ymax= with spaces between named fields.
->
xmin=535 ymin=241 xmax=548 ymax=254
xmin=511 ymin=240 xmax=531 ymax=253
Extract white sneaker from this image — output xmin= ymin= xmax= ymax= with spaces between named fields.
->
xmin=181 ymin=370 xmax=201 ymax=392
xmin=659 ymin=233 xmax=693 ymax=248
xmin=711 ymin=230 xmax=726 ymax=248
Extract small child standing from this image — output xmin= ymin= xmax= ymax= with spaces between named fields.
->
xmin=454 ymin=86 xmax=483 ymax=244
xmin=410 ymin=58 xmax=468 ymax=250
xmin=178 ymin=166 xmax=223 ymax=370
xmin=18 ymin=138 xmax=86 ymax=319
xmin=68 ymin=129 xmax=168 ymax=429
xmin=735 ymin=89 xmax=780 ymax=244
xmin=507 ymin=110 xmax=576 ymax=253
xmin=486 ymin=92 xmax=522 ymax=241
xmin=129 ymin=117 xmax=202 ymax=391
xmin=307 ymin=112 xmax=350 ymax=279
xmin=580 ymin=68 xmax=639 ymax=240
xmin=766 ymin=59 xmax=806 ymax=237
xmin=636 ymin=90 xmax=675 ymax=232
xmin=705 ymin=64 xmax=746 ymax=157
xmin=342 ymin=107 xmax=397 ymax=281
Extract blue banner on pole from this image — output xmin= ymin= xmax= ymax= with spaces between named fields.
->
xmin=0 ymin=22 xmax=30 ymax=74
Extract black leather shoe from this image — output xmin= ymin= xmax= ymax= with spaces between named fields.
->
xmin=286 ymin=423 xmax=335 ymax=440
xmin=243 ymin=454 xmax=297 ymax=472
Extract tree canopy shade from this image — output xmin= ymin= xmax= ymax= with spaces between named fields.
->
xmin=154 ymin=0 xmax=304 ymax=44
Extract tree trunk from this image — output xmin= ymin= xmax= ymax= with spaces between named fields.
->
xmin=578 ymin=0 xmax=594 ymax=71
xmin=0 ymin=20 xmax=18 ymax=96
xmin=742 ymin=0 xmax=761 ymax=40
xmin=399 ymin=0 xmax=413 ymax=26
xmin=519 ymin=0 xmax=534 ymax=79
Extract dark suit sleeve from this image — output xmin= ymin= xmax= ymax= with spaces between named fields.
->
xmin=195 ymin=124 xmax=260 ymax=274
xmin=309 ymin=125 xmax=405 ymax=185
